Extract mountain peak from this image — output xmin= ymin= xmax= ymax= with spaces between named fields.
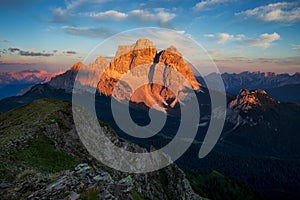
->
xmin=115 ymin=38 xmax=156 ymax=58
xmin=133 ymin=38 xmax=155 ymax=50
xmin=50 ymin=38 xmax=201 ymax=108
xmin=166 ymin=45 xmax=180 ymax=54
xmin=70 ymin=62 xmax=84 ymax=71
xmin=230 ymin=88 xmax=278 ymax=112
xmin=95 ymin=56 xmax=109 ymax=65
xmin=100 ymin=38 xmax=201 ymax=106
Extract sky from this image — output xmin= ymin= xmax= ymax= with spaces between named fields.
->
xmin=0 ymin=0 xmax=300 ymax=74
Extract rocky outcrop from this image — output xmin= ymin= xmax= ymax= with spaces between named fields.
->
xmin=226 ymin=88 xmax=281 ymax=131
xmin=49 ymin=62 xmax=84 ymax=92
xmin=229 ymin=88 xmax=279 ymax=113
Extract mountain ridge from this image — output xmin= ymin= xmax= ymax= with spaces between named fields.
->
xmin=0 ymin=69 xmax=63 ymax=100
xmin=49 ymin=38 xmax=201 ymax=108
xmin=200 ymin=71 xmax=300 ymax=94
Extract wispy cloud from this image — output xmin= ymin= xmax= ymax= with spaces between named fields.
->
xmin=8 ymin=47 xmax=20 ymax=52
xmin=193 ymin=0 xmax=233 ymax=11
xmin=244 ymin=32 xmax=280 ymax=48
xmin=19 ymin=51 xmax=54 ymax=57
xmin=64 ymin=51 xmax=77 ymax=54
xmin=84 ymin=8 xmax=176 ymax=27
xmin=0 ymin=40 xmax=12 ymax=43
xmin=204 ymin=33 xmax=244 ymax=44
xmin=7 ymin=47 xmax=54 ymax=57
xmin=236 ymin=2 xmax=300 ymax=23
xmin=62 ymin=26 xmax=114 ymax=38
xmin=51 ymin=0 xmax=111 ymax=22
xmin=292 ymin=44 xmax=300 ymax=51
xmin=204 ymin=32 xmax=280 ymax=48
xmin=87 ymin=10 xmax=128 ymax=21
xmin=129 ymin=8 xmax=176 ymax=24
xmin=207 ymin=50 xmax=222 ymax=56
xmin=57 ymin=50 xmax=78 ymax=56
xmin=214 ymin=55 xmax=300 ymax=74
xmin=50 ymin=1 xmax=176 ymax=28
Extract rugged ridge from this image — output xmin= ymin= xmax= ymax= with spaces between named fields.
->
xmin=0 ymin=98 xmax=201 ymax=199
xmin=229 ymin=88 xmax=279 ymax=112
xmin=49 ymin=62 xmax=84 ymax=93
xmin=202 ymin=71 xmax=300 ymax=95
xmin=49 ymin=38 xmax=201 ymax=108
xmin=0 ymin=69 xmax=63 ymax=99
xmin=224 ymin=88 xmax=300 ymax=158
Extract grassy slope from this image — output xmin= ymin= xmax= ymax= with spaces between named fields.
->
xmin=0 ymin=99 xmax=79 ymax=180
xmin=185 ymin=170 xmax=259 ymax=200
xmin=0 ymin=98 xmax=70 ymax=145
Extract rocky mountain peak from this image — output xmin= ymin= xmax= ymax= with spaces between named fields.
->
xmin=50 ymin=38 xmax=201 ymax=108
xmin=133 ymin=38 xmax=155 ymax=50
xmin=229 ymin=88 xmax=278 ymax=112
xmin=165 ymin=45 xmax=180 ymax=54
xmin=95 ymin=56 xmax=109 ymax=65
xmin=70 ymin=62 xmax=84 ymax=71
xmin=95 ymin=38 xmax=201 ymax=107
xmin=263 ymin=72 xmax=277 ymax=77
xmin=158 ymin=46 xmax=200 ymax=91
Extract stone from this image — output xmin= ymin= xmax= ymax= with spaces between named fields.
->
xmin=69 ymin=191 xmax=80 ymax=200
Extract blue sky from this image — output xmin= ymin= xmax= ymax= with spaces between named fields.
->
xmin=0 ymin=0 xmax=299 ymax=74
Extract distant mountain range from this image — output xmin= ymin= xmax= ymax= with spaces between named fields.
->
xmin=197 ymin=71 xmax=300 ymax=103
xmin=0 ymin=69 xmax=63 ymax=100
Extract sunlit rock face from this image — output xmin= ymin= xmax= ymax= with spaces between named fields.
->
xmin=229 ymin=88 xmax=279 ymax=112
xmin=49 ymin=38 xmax=201 ymax=108
xmin=97 ymin=38 xmax=201 ymax=108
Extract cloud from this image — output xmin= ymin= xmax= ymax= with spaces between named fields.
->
xmin=207 ymin=50 xmax=222 ymax=55
xmin=129 ymin=8 xmax=176 ymax=24
xmin=193 ymin=0 xmax=233 ymax=11
xmin=87 ymin=10 xmax=128 ymax=21
xmin=86 ymin=8 xmax=176 ymax=26
xmin=56 ymin=50 xmax=78 ymax=56
xmin=292 ymin=44 xmax=300 ymax=51
xmin=19 ymin=51 xmax=54 ymax=57
xmin=49 ymin=0 xmax=176 ymax=28
xmin=204 ymin=34 xmax=215 ymax=38
xmin=236 ymin=2 xmax=300 ymax=22
xmin=0 ymin=40 xmax=12 ymax=43
xmin=65 ymin=51 xmax=77 ymax=54
xmin=62 ymin=26 xmax=114 ymax=38
xmin=244 ymin=32 xmax=280 ymax=48
xmin=204 ymin=33 xmax=245 ymax=44
xmin=213 ymin=55 xmax=300 ymax=74
xmin=87 ymin=8 xmax=176 ymax=23
xmin=6 ymin=48 xmax=76 ymax=57
xmin=217 ymin=33 xmax=234 ymax=44
xmin=51 ymin=0 xmax=111 ymax=22
xmin=204 ymin=32 xmax=280 ymax=48
xmin=8 ymin=48 xmax=20 ymax=52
